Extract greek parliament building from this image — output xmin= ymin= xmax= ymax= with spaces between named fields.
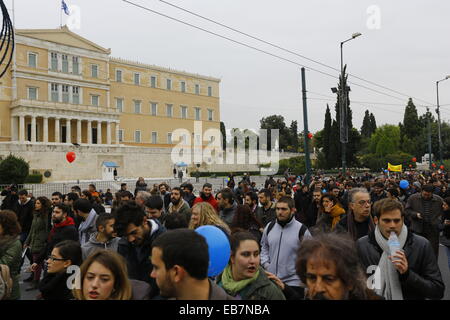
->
xmin=0 ymin=26 xmax=221 ymax=181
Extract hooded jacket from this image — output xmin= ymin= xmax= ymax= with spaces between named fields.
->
xmin=25 ymin=210 xmax=50 ymax=254
xmin=193 ymin=194 xmax=219 ymax=212
xmin=217 ymin=266 xmax=286 ymax=300
xmin=219 ymin=203 xmax=238 ymax=227
xmin=78 ymin=208 xmax=98 ymax=246
xmin=117 ymin=219 xmax=166 ymax=297
xmin=81 ymin=232 xmax=121 ymax=260
xmin=167 ymin=199 xmax=191 ymax=221
xmin=0 ymin=236 xmax=22 ymax=300
xmin=36 ymin=216 xmax=79 ymax=265
xmin=356 ymin=229 xmax=444 ymax=300
xmin=260 ymin=216 xmax=312 ymax=287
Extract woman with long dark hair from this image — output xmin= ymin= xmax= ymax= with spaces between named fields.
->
xmin=312 ymin=193 xmax=346 ymax=235
xmin=230 ymin=204 xmax=263 ymax=243
xmin=0 ymin=210 xmax=22 ymax=300
xmin=24 ymin=196 xmax=52 ymax=290
xmin=216 ymin=231 xmax=285 ymax=300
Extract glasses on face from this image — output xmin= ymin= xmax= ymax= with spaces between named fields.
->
xmin=47 ymin=256 xmax=68 ymax=262
xmin=357 ymin=200 xmax=371 ymax=206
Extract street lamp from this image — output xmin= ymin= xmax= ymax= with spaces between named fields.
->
xmin=436 ymin=75 xmax=450 ymax=165
xmin=339 ymin=32 xmax=362 ymax=175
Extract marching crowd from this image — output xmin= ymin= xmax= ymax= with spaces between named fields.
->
xmin=0 ymin=170 xmax=448 ymax=300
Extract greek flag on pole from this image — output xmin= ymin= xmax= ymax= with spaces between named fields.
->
xmin=61 ymin=0 xmax=70 ymax=15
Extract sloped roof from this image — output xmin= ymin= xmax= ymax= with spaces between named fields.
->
xmin=16 ymin=26 xmax=111 ymax=54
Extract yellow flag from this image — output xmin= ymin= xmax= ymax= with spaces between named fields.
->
xmin=388 ymin=163 xmax=402 ymax=172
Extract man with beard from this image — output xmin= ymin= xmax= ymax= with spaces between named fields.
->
xmin=114 ymin=201 xmax=166 ymax=298
xmin=218 ymin=188 xmax=238 ymax=227
xmin=31 ymin=204 xmax=79 ymax=272
xmin=81 ymin=213 xmax=120 ymax=260
xmin=296 ymin=232 xmax=382 ymax=300
xmin=181 ymin=183 xmax=196 ymax=208
xmin=245 ymin=191 xmax=259 ymax=216
xmin=144 ymin=196 xmax=166 ymax=224
xmin=260 ymin=196 xmax=312 ymax=298
xmin=303 ymin=189 xmax=322 ymax=228
xmin=339 ymin=188 xmax=375 ymax=241
xmin=159 ymin=183 xmax=172 ymax=212
xmin=167 ymin=187 xmax=191 ymax=222
xmin=405 ymin=184 xmax=443 ymax=258
xmin=370 ymin=182 xmax=387 ymax=205
xmin=73 ymin=199 xmax=98 ymax=246
xmin=357 ymin=198 xmax=444 ymax=300
xmin=256 ymin=189 xmax=276 ymax=227
xmin=150 ymin=229 xmax=234 ymax=300
xmin=193 ymin=183 xmax=219 ymax=212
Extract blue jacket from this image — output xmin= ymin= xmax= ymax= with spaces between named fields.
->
xmin=260 ymin=217 xmax=311 ymax=287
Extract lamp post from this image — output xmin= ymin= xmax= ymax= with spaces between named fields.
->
xmin=436 ymin=75 xmax=450 ymax=165
xmin=339 ymin=32 xmax=362 ymax=176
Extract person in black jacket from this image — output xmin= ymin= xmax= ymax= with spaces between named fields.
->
xmin=294 ymin=185 xmax=310 ymax=224
xmin=31 ymin=204 xmax=79 ymax=270
xmin=181 ymin=183 xmax=196 ymax=208
xmin=441 ymin=197 xmax=450 ymax=271
xmin=114 ymin=201 xmax=166 ymax=298
xmin=356 ymin=198 xmax=444 ymax=300
xmin=1 ymin=185 xmax=19 ymax=210
xmin=14 ymin=190 xmax=35 ymax=244
xmin=38 ymin=240 xmax=82 ymax=300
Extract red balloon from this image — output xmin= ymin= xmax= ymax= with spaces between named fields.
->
xmin=409 ymin=164 xmax=412 ymax=168
xmin=440 ymin=165 xmax=445 ymax=170
xmin=307 ymin=133 xmax=313 ymax=139
xmin=412 ymin=157 xmax=417 ymax=162
xmin=432 ymin=163 xmax=436 ymax=168
xmin=66 ymin=152 xmax=76 ymax=163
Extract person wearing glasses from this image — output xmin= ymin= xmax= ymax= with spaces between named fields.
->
xmin=339 ymin=188 xmax=375 ymax=241
xmin=38 ymin=240 xmax=82 ymax=300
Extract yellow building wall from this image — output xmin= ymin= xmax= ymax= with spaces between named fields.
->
xmin=0 ymin=61 xmax=13 ymax=140
xmin=15 ymin=44 xmax=49 ymax=72
xmin=16 ymin=78 xmax=49 ymax=101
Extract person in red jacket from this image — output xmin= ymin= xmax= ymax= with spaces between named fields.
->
xmin=193 ymin=183 xmax=218 ymax=212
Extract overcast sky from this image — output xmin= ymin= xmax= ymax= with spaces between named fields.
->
xmin=8 ymin=0 xmax=450 ymax=133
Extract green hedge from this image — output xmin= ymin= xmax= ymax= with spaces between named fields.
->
xmin=24 ymin=174 xmax=43 ymax=184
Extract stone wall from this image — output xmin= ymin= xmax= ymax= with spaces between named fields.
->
xmin=0 ymin=143 xmax=313 ymax=181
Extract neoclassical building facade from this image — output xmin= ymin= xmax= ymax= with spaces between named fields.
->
xmin=0 ymin=26 xmax=221 ymax=181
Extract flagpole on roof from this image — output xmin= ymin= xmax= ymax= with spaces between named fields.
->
xmin=60 ymin=1 xmax=62 ymax=28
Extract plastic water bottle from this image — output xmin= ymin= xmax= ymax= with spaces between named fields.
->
xmin=388 ymin=231 xmax=401 ymax=257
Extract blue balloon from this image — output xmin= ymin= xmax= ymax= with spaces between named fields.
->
xmin=195 ymin=225 xmax=231 ymax=277
xmin=322 ymin=189 xmax=327 ymax=193
xmin=399 ymin=180 xmax=409 ymax=189
xmin=384 ymin=169 xmax=389 ymax=173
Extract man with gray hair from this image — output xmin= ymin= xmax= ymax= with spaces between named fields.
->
xmin=135 ymin=191 xmax=151 ymax=207
xmin=339 ymin=188 xmax=375 ymax=241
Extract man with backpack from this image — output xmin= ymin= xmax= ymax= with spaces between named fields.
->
xmin=260 ymin=196 xmax=311 ymax=299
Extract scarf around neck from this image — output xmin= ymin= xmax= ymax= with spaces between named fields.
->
xmin=374 ymin=224 xmax=408 ymax=300
xmin=329 ymin=204 xmax=345 ymax=230
xmin=221 ymin=264 xmax=259 ymax=296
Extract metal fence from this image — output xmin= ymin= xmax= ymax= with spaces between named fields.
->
xmin=0 ymin=176 xmax=273 ymax=198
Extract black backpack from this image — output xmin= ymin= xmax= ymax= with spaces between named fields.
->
xmin=266 ymin=220 xmax=309 ymax=242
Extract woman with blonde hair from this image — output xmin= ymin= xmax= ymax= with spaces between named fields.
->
xmin=189 ymin=202 xmax=231 ymax=235
xmin=73 ymin=249 xmax=132 ymax=300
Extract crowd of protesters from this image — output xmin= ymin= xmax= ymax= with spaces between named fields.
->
xmin=0 ymin=170 xmax=448 ymax=300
